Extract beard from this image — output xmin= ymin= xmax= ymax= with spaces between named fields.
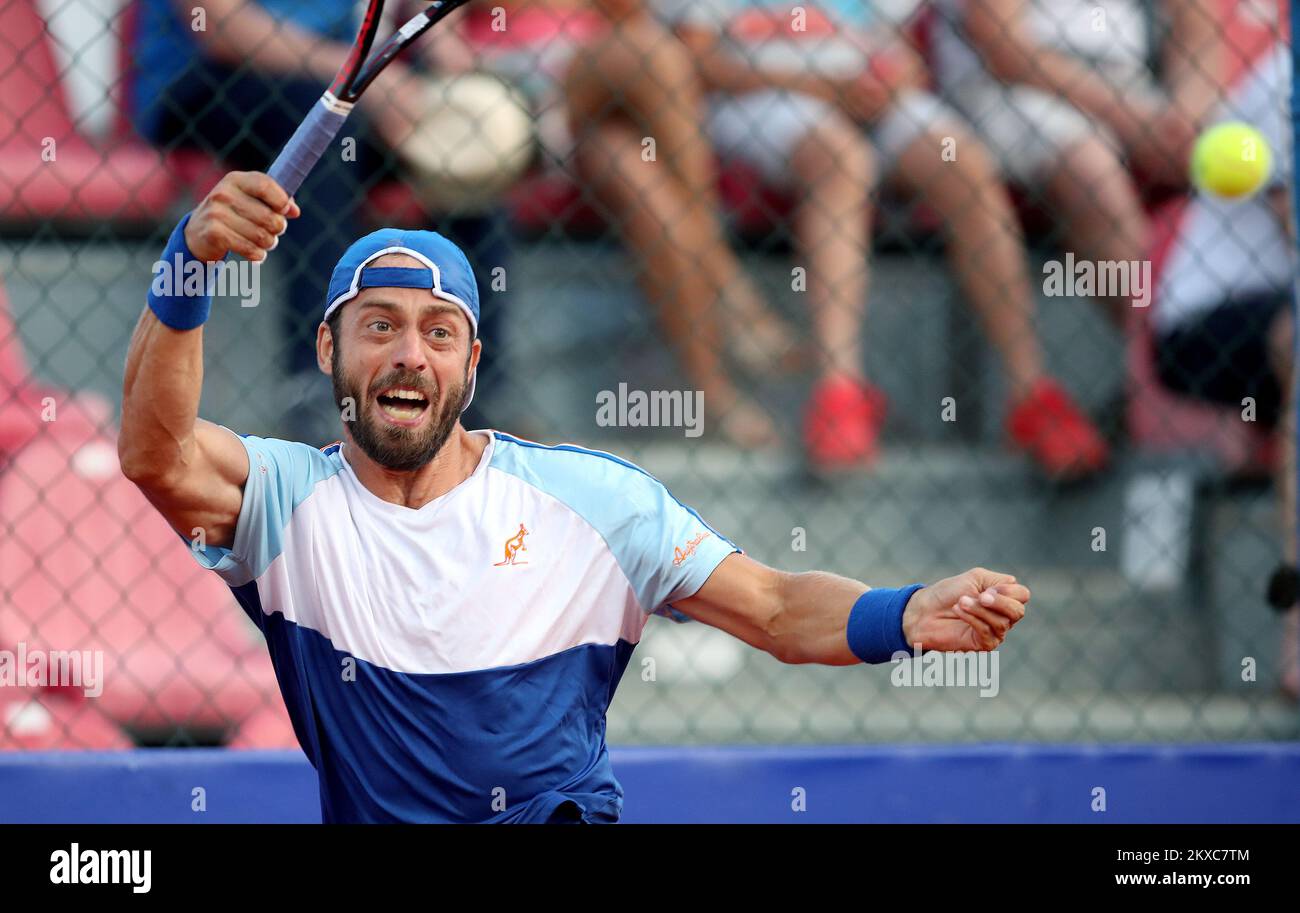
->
xmin=331 ymin=346 xmax=469 ymax=472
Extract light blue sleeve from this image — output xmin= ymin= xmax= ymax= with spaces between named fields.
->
xmin=625 ymin=467 xmax=741 ymax=622
xmin=490 ymin=436 xmax=741 ymax=622
xmin=185 ymin=430 xmax=343 ymax=587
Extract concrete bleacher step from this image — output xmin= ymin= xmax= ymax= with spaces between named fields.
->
xmin=1205 ymin=491 xmax=1295 ymax=693
xmin=620 ymin=562 xmax=1213 ymax=692
xmin=501 ymin=243 xmax=1125 ymax=448
xmin=3 ymin=239 xmax=1124 ymax=453
xmin=618 ymin=440 xmax=1168 ymax=575
xmin=613 ymin=595 xmax=1295 ymax=743
xmin=609 ymin=680 xmax=1300 ymax=744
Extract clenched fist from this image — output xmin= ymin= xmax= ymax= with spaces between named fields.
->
xmin=902 ymin=568 xmax=1031 ymax=652
xmin=184 ymin=171 xmax=301 ymax=263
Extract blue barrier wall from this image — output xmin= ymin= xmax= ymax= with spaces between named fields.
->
xmin=2 ymin=744 xmax=1298 ymax=823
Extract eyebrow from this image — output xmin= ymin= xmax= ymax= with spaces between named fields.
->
xmin=356 ymin=299 xmax=463 ymax=322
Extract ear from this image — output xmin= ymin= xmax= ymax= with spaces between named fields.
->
xmin=317 ymin=321 xmax=333 ymax=375
xmin=468 ymin=336 xmax=483 ymax=375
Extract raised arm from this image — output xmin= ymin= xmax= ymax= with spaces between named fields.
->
xmin=674 ymin=553 xmax=1031 ymax=664
xmin=118 ymin=172 xmax=298 ymax=550
xmin=178 ymin=0 xmax=349 ymax=82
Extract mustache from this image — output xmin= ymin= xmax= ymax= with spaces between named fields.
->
xmin=370 ymin=376 xmax=435 ymax=398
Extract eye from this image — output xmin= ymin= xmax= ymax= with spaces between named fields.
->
xmin=429 ymin=326 xmax=451 ymax=340
xmin=368 ymin=320 xmax=392 ymax=333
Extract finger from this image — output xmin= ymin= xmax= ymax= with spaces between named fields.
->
xmin=957 ymin=596 xmax=1011 ymax=638
xmin=977 ymin=593 xmax=1029 ymax=629
xmin=991 ymin=582 xmax=1031 ymax=605
xmin=220 ymin=209 xmax=279 ymax=257
xmin=282 ymin=197 xmax=301 ymax=219
xmin=227 ymin=191 xmax=289 ymax=238
xmin=232 ymin=171 xmax=292 ymax=216
xmin=970 ymin=567 xmax=1019 ymax=590
xmin=977 ymin=587 xmax=1028 ymax=623
xmin=212 ymin=212 xmax=273 ymax=261
xmin=953 ymin=601 xmax=1000 ymax=649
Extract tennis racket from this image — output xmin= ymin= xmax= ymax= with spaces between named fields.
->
xmin=267 ymin=0 xmax=477 ymax=198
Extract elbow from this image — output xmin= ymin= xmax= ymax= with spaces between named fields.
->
xmin=117 ymin=436 xmax=170 ymax=486
xmin=762 ymin=572 xmax=803 ymax=665
xmin=117 ymin=444 xmax=153 ymax=484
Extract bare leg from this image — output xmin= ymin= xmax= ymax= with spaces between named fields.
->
xmin=788 ymin=116 xmax=875 ymax=382
xmin=573 ymin=121 xmax=778 ymax=446
xmin=887 ymin=127 xmax=1046 ymax=399
xmin=1043 ymin=135 xmax=1151 ymax=324
xmin=564 ymin=19 xmax=795 ymax=372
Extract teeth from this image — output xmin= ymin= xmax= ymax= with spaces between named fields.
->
xmin=381 ymin=388 xmax=426 ymax=402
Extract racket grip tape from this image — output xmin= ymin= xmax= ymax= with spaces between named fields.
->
xmin=267 ymin=94 xmax=354 ymax=198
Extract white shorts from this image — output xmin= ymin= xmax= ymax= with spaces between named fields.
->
xmin=705 ymin=88 xmax=960 ymax=188
xmin=946 ymin=78 xmax=1162 ymax=184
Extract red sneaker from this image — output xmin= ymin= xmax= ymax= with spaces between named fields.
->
xmin=1006 ymin=378 xmax=1109 ymax=480
xmin=803 ymin=376 xmax=888 ymax=469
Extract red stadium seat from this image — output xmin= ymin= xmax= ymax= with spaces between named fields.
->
xmin=228 ymin=701 xmax=299 ymax=750
xmin=0 ymin=0 xmax=181 ymax=225
xmin=0 ymin=278 xmax=28 ymax=388
xmin=0 ymin=690 xmax=132 ymax=750
xmin=0 ymin=428 xmax=282 ymax=733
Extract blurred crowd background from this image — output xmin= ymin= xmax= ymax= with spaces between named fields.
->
xmin=0 ymin=0 xmax=1297 ymax=750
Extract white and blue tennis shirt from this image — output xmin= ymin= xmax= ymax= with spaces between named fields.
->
xmin=188 ymin=428 xmax=738 ymax=823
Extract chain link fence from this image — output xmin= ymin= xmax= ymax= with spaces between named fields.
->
xmin=0 ymin=0 xmax=1296 ymax=750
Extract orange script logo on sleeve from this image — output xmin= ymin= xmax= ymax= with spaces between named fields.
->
xmin=672 ymin=531 xmax=712 ymax=567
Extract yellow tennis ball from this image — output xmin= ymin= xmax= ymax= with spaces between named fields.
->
xmin=1191 ymin=121 xmax=1273 ymax=199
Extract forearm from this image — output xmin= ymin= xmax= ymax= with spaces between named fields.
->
xmin=183 ymin=0 xmax=350 ymax=83
xmin=768 ymin=570 xmax=875 ymax=666
xmin=1163 ymin=0 xmax=1224 ymax=127
xmin=994 ymin=45 xmax=1147 ymax=140
xmin=119 ymin=306 xmax=205 ymax=483
xmin=677 ymin=27 xmax=836 ymax=100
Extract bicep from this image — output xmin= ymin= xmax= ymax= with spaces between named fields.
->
xmin=672 ymin=553 xmax=784 ymax=653
xmin=131 ymin=419 xmax=250 ymax=550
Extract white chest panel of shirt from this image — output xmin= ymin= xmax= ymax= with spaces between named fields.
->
xmin=254 ymin=436 xmax=650 ymax=675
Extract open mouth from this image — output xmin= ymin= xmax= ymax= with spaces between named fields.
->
xmin=375 ymin=386 xmax=431 ymax=425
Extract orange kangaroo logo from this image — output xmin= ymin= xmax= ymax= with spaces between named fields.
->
xmin=494 ymin=523 xmax=529 ymax=566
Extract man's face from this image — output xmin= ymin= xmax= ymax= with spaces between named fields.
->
xmin=321 ymin=255 xmax=480 ymax=471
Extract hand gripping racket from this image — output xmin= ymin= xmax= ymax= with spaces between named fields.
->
xmin=267 ymin=0 xmax=476 ymax=197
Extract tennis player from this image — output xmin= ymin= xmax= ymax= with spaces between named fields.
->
xmin=119 ymin=171 xmax=1031 ymax=823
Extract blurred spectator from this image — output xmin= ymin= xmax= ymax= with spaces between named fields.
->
xmin=131 ymin=0 xmax=508 ymax=442
xmin=930 ymin=0 xmax=1224 ymax=319
xmin=1151 ymin=44 xmax=1297 ymax=699
xmin=631 ymin=0 xmax=1107 ymax=476
xmin=564 ymin=0 xmax=802 ymax=447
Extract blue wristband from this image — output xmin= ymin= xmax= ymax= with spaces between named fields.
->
xmin=846 ymin=583 xmax=925 ymax=664
xmin=147 ymin=213 xmax=214 ymax=330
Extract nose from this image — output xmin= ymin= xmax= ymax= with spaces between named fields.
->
xmin=389 ymin=324 xmax=429 ymax=373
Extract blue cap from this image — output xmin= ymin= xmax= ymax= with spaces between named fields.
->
xmin=324 ymin=228 xmax=480 ymax=414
